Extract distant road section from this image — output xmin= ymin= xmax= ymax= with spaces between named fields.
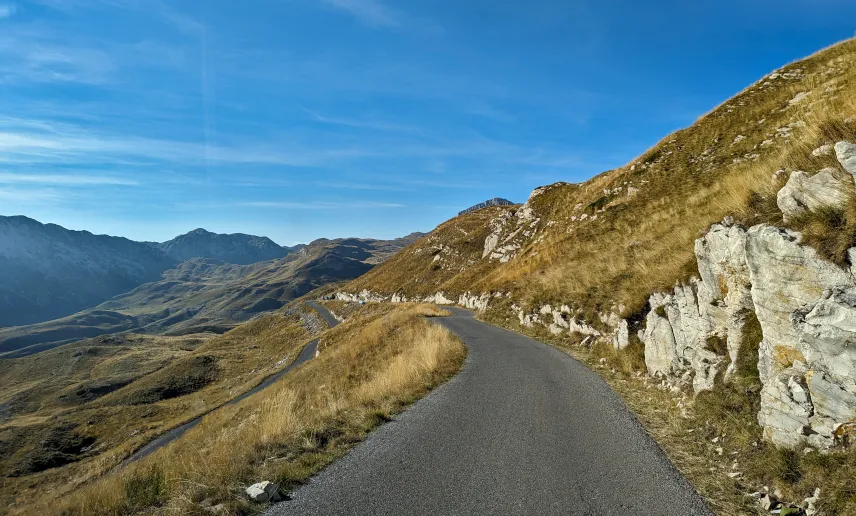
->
xmin=122 ymin=302 xmax=339 ymax=466
xmin=267 ymin=307 xmax=711 ymax=516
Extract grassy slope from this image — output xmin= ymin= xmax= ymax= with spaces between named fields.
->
xmin=345 ymin=38 xmax=856 ymax=513
xmin=44 ymin=303 xmax=465 ymax=516
xmin=350 ymin=38 xmax=856 ymax=323
xmin=0 ymin=303 xmax=320 ymax=512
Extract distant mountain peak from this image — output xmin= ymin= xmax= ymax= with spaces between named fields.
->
xmin=458 ymin=198 xmax=516 ymax=216
xmin=157 ymin=229 xmax=289 ymax=265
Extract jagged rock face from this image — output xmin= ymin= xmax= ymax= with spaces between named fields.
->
xmin=639 ymin=222 xmax=856 ymax=450
xmin=638 ymin=283 xmax=723 ymax=392
xmin=694 ymin=223 xmax=753 ymax=379
xmin=776 ymin=169 xmax=851 ymax=222
xmin=744 ymin=225 xmax=851 ymax=387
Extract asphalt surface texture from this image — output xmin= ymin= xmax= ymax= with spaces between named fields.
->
xmin=122 ymin=302 xmax=338 ymax=465
xmin=266 ymin=306 xmax=712 ymax=516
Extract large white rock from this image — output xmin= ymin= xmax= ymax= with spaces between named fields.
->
xmin=694 ymin=223 xmax=753 ymax=379
xmin=835 ymin=141 xmax=856 ymax=180
xmin=745 ymin=225 xmax=851 ymax=381
xmin=776 ymin=169 xmax=851 ymax=222
xmin=613 ymin=319 xmax=629 ymax=350
xmin=458 ymin=292 xmax=490 ymax=311
xmin=640 ymin=299 xmax=678 ymax=377
xmin=795 ymin=287 xmax=856 ymax=389
xmin=744 ymin=225 xmax=856 ymax=449
xmin=759 ymin=369 xmax=813 ymax=448
xmin=246 ymin=481 xmax=281 ymax=503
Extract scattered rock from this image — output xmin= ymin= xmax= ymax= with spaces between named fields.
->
xmin=835 ymin=141 xmax=856 ymax=180
xmin=811 ymin=144 xmax=833 ymax=157
xmin=246 ymin=481 xmax=281 ymax=503
xmin=759 ymin=493 xmax=779 ymax=511
xmin=776 ymin=169 xmax=851 ymax=222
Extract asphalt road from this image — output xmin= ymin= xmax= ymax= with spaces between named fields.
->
xmin=122 ymin=302 xmax=338 ymax=465
xmin=266 ymin=307 xmax=712 ymax=516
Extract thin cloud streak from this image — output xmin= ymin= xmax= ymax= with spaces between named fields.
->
xmin=0 ymin=4 xmax=15 ymax=18
xmin=0 ymin=173 xmax=138 ymax=186
xmin=320 ymin=0 xmax=402 ymax=28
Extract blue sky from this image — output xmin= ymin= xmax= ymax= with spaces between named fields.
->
xmin=1 ymin=0 xmax=855 ymax=244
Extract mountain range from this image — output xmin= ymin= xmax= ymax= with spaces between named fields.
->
xmin=0 ymin=215 xmax=423 ymax=355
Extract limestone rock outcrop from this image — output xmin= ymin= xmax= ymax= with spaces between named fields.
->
xmin=835 ymin=141 xmax=856 ymax=180
xmin=776 ymin=169 xmax=851 ymax=222
xmin=637 ymin=220 xmax=856 ymax=450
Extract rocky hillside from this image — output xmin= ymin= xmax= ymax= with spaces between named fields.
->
xmin=0 ymin=235 xmax=424 ymax=357
xmin=155 ymin=228 xmax=299 ymax=264
xmin=458 ymin=198 xmax=516 ymax=216
xmin=338 ymin=38 xmax=856 ymax=511
xmin=0 ymin=216 xmax=177 ymax=328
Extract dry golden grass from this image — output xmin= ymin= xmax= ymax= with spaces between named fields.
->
xmin=44 ymin=303 xmax=465 ymax=516
xmin=0 ymin=306 xmax=319 ymax=513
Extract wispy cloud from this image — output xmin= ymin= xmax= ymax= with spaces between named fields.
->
xmin=241 ymin=200 xmax=405 ymax=209
xmin=300 ymin=106 xmax=424 ymax=134
xmin=0 ymin=4 xmax=15 ymax=19
xmin=320 ymin=0 xmax=402 ymax=28
xmin=0 ymin=186 xmax=67 ymax=203
xmin=0 ymin=172 xmax=138 ymax=186
xmin=182 ymin=200 xmax=406 ymax=210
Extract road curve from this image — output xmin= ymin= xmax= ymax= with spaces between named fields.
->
xmin=266 ymin=307 xmax=711 ymax=516
xmin=122 ymin=302 xmax=339 ymax=465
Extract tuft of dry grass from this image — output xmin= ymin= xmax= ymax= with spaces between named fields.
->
xmin=44 ymin=303 xmax=466 ymax=516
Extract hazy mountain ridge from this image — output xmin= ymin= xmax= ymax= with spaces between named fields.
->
xmin=0 ymin=217 xmax=316 ymax=329
xmin=0 ymin=234 xmax=426 ymax=356
xmin=0 ymin=216 xmax=177 ymax=328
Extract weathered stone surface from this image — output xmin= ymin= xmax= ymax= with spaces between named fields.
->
xmin=459 ymin=292 xmax=490 ymax=311
xmin=835 ymin=141 xmax=856 ymax=179
xmin=246 ymin=481 xmax=281 ymax=503
xmin=694 ymin=223 xmax=752 ymax=379
xmin=776 ymin=169 xmax=851 ymax=222
xmin=759 ymin=368 xmax=813 ymax=448
xmin=640 ymin=300 xmax=677 ymax=377
xmin=745 ymin=226 xmax=850 ymax=380
xmin=795 ymin=287 xmax=856 ymax=388
xmin=423 ymin=292 xmax=455 ymax=305
xmin=612 ymin=319 xmax=629 ymax=350
xmin=812 ymin=144 xmax=833 ymax=157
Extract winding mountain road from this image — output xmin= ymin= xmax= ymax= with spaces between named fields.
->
xmin=122 ymin=302 xmax=338 ymax=465
xmin=266 ymin=307 xmax=711 ymax=516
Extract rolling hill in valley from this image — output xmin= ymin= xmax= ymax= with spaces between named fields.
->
xmin=0 ymin=233 xmax=425 ymax=357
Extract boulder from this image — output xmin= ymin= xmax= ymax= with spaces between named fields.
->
xmin=776 ymin=169 xmax=850 ymax=222
xmin=246 ymin=481 xmax=281 ymax=503
xmin=640 ymin=293 xmax=678 ymax=377
xmin=613 ymin=319 xmax=629 ymax=350
xmin=835 ymin=141 xmax=856 ymax=180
